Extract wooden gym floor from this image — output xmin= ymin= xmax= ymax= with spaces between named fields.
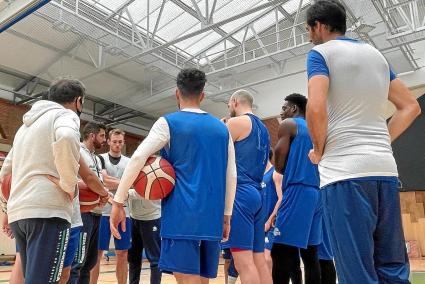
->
xmin=1 ymin=257 xmax=425 ymax=283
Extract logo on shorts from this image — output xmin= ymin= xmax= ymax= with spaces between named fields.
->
xmin=261 ymin=182 xmax=266 ymax=189
xmin=273 ymin=227 xmax=281 ymax=237
xmin=152 ymin=226 xmax=157 ymax=232
xmin=265 ymin=237 xmax=269 ymax=243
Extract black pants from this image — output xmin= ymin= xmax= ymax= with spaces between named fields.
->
xmin=128 ymin=218 xmax=162 ymax=284
xmin=319 ymin=259 xmax=336 ymax=284
xmin=271 ymin=243 xmax=320 ymax=284
xmin=68 ymin=213 xmax=101 ymax=284
xmin=11 ymin=218 xmax=70 ymax=284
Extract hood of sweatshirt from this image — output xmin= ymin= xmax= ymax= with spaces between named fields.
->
xmin=23 ymin=100 xmax=68 ymax=127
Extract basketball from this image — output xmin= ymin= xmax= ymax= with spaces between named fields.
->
xmin=1 ymin=173 xmax=12 ymax=201
xmin=133 ymin=156 xmax=176 ymax=200
xmin=78 ymin=180 xmax=100 ymax=212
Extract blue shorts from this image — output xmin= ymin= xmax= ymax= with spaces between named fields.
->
xmin=318 ymin=190 xmax=333 ymax=260
xmin=64 ymin=226 xmax=82 ymax=267
xmin=264 ymin=229 xmax=275 ymax=251
xmin=159 ymin=238 xmax=220 ymax=278
xmin=222 ymin=185 xmax=265 ymax=252
xmin=98 ymin=216 xmax=131 ymax=251
xmin=273 ymin=184 xmax=322 ymax=248
xmin=323 ymin=177 xmax=409 ymax=283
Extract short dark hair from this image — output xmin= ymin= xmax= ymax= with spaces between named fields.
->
xmin=48 ymin=77 xmax=86 ymax=104
xmin=82 ymin=122 xmax=106 ymax=140
xmin=285 ymin=93 xmax=307 ymax=114
xmin=307 ymin=0 xmax=347 ymax=34
xmin=176 ymin=68 xmax=206 ymax=98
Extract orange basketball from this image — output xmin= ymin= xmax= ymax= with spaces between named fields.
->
xmin=78 ymin=180 xmax=100 ymax=212
xmin=1 ymin=173 xmax=12 ymax=201
xmin=133 ymin=156 xmax=176 ymax=200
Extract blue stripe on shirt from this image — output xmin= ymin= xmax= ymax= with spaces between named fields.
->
xmin=307 ymin=50 xmax=329 ymax=80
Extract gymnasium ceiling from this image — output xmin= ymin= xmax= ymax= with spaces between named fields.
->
xmin=0 ymin=0 xmax=424 ymax=133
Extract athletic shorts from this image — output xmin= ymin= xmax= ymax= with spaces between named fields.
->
xmin=159 ymin=238 xmax=220 ymax=278
xmin=64 ymin=226 xmax=83 ymax=267
xmin=98 ymin=216 xmax=131 ymax=251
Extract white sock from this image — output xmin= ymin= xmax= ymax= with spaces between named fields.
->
xmin=228 ymin=276 xmax=238 ymax=284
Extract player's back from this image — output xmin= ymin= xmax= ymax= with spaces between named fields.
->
xmin=235 ymin=113 xmax=270 ymax=189
xmin=160 ymin=111 xmax=229 ymax=240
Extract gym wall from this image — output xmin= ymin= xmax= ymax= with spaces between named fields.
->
xmin=0 ymin=99 xmax=145 ymax=156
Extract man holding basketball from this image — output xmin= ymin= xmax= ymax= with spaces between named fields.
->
xmin=110 ymin=68 xmax=237 ymax=283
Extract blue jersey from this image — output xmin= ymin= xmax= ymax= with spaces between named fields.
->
xmin=235 ymin=114 xmax=270 ymax=189
xmin=262 ymin=166 xmax=278 ymax=218
xmin=160 ymin=111 xmax=229 ymax=241
xmin=283 ymin=117 xmax=319 ymax=189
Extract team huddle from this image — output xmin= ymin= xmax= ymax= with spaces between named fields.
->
xmin=0 ymin=1 xmax=422 ymax=284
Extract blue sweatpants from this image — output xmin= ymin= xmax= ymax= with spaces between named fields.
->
xmin=322 ymin=177 xmax=409 ymax=284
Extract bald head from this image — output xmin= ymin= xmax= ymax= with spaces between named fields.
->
xmin=231 ymin=90 xmax=254 ymax=107
xmin=228 ymin=89 xmax=254 ymax=117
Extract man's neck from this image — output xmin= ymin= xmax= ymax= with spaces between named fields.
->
xmin=108 ymin=151 xmax=121 ymax=158
xmin=83 ymin=141 xmax=95 ymax=153
xmin=237 ymin=108 xmax=253 ymax=116
xmin=323 ymin=32 xmax=344 ymax=43
xmin=179 ymin=101 xmax=201 ymax=110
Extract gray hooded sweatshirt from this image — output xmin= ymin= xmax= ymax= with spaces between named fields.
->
xmin=0 ymin=100 xmax=81 ymax=224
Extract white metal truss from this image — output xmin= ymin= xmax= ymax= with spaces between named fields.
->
xmin=372 ymin=0 xmax=425 ymax=46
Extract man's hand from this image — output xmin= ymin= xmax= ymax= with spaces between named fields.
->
xmin=1 ymin=212 xmax=13 ymax=239
xmin=308 ymin=149 xmax=322 ymax=165
xmin=222 ymin=215 xmax=231 ymax=242
xmin=110 ymin=201 xmax=126 ymax=240
xmin=46 ymin=175 xmax=74 ymax=201
xmin=99 ymin=193 xmax=110 ymax=207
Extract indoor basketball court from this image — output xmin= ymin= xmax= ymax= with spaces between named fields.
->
xmin=0 ymin=0 xmax=425 ymax=284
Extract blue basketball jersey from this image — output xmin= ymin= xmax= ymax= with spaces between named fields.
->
xmin=283 ymin=117 xmax=319 ymax=188
xmin=235 ymin=114 xmax=270 ymax=188
xmin=160 ymin=111 xmax=229 ymax=240
xmin=262 ymin=166 xmax=278 ymax=218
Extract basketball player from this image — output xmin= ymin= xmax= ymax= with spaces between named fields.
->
xmin=272 ymin=93 xmax=322 ymax=284
xmin=1 ymin=157 xmax=109 ymax=284
xmin=110 ymin=68 xmax=237 ymax=284
xmin=306 ymin=1 xmax=420 ymax=283
xmin=127 ymin=189 xmax=162 ymax=284
xmin=222 ymin=149 xmax=282 ymax=284
xmin=221 ymin=90 xmax=272 ymax=284
xmin=0 ymin=78 xmax=84 ymax=283
xmin=90 ymin=129 xmax=132 ymax=284
xmin=69 ymin=122 xmax=107 ymax=284
xmin=262 ymin=149 xmax=283 ymax=272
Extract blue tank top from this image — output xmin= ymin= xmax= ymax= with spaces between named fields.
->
xmin=235 ymin=114 xmax=270 ymax=189
xmin=262 ymin=166 xmax=278 ymax=217
xmin=283 ymin=117 xmax=319 ymax=188
xmin=160 ymin=111 xmax=229 ymax=240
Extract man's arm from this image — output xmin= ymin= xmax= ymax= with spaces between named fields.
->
xmin=223 ymin=134 xmax=237 ymax=241
xmin=102 ymin=170 xmax=120 ymax=190
xmin=226 ymin=116 xmax=251 ymax=142
xmin=306 ymin=75 xmax=329 ymax=162
xmin=79 ymin=158 xmax=108 ymax=197
xmin=274 ymin=119 xmax=296 ymax=173
xmin=387 ymin=78 xmax=421 ymax=142
xmin=0 ymin=148 xmax=13 ymax=212
xmin=113 ymin=117 xmax=170 ymax=204
xmin=111 ymin=117 xmax=170 ymax=239
xmin=52 ymin=112 xmax=81 ymax=196
xmin=270 ymin=171 xmax=283 ymax=221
